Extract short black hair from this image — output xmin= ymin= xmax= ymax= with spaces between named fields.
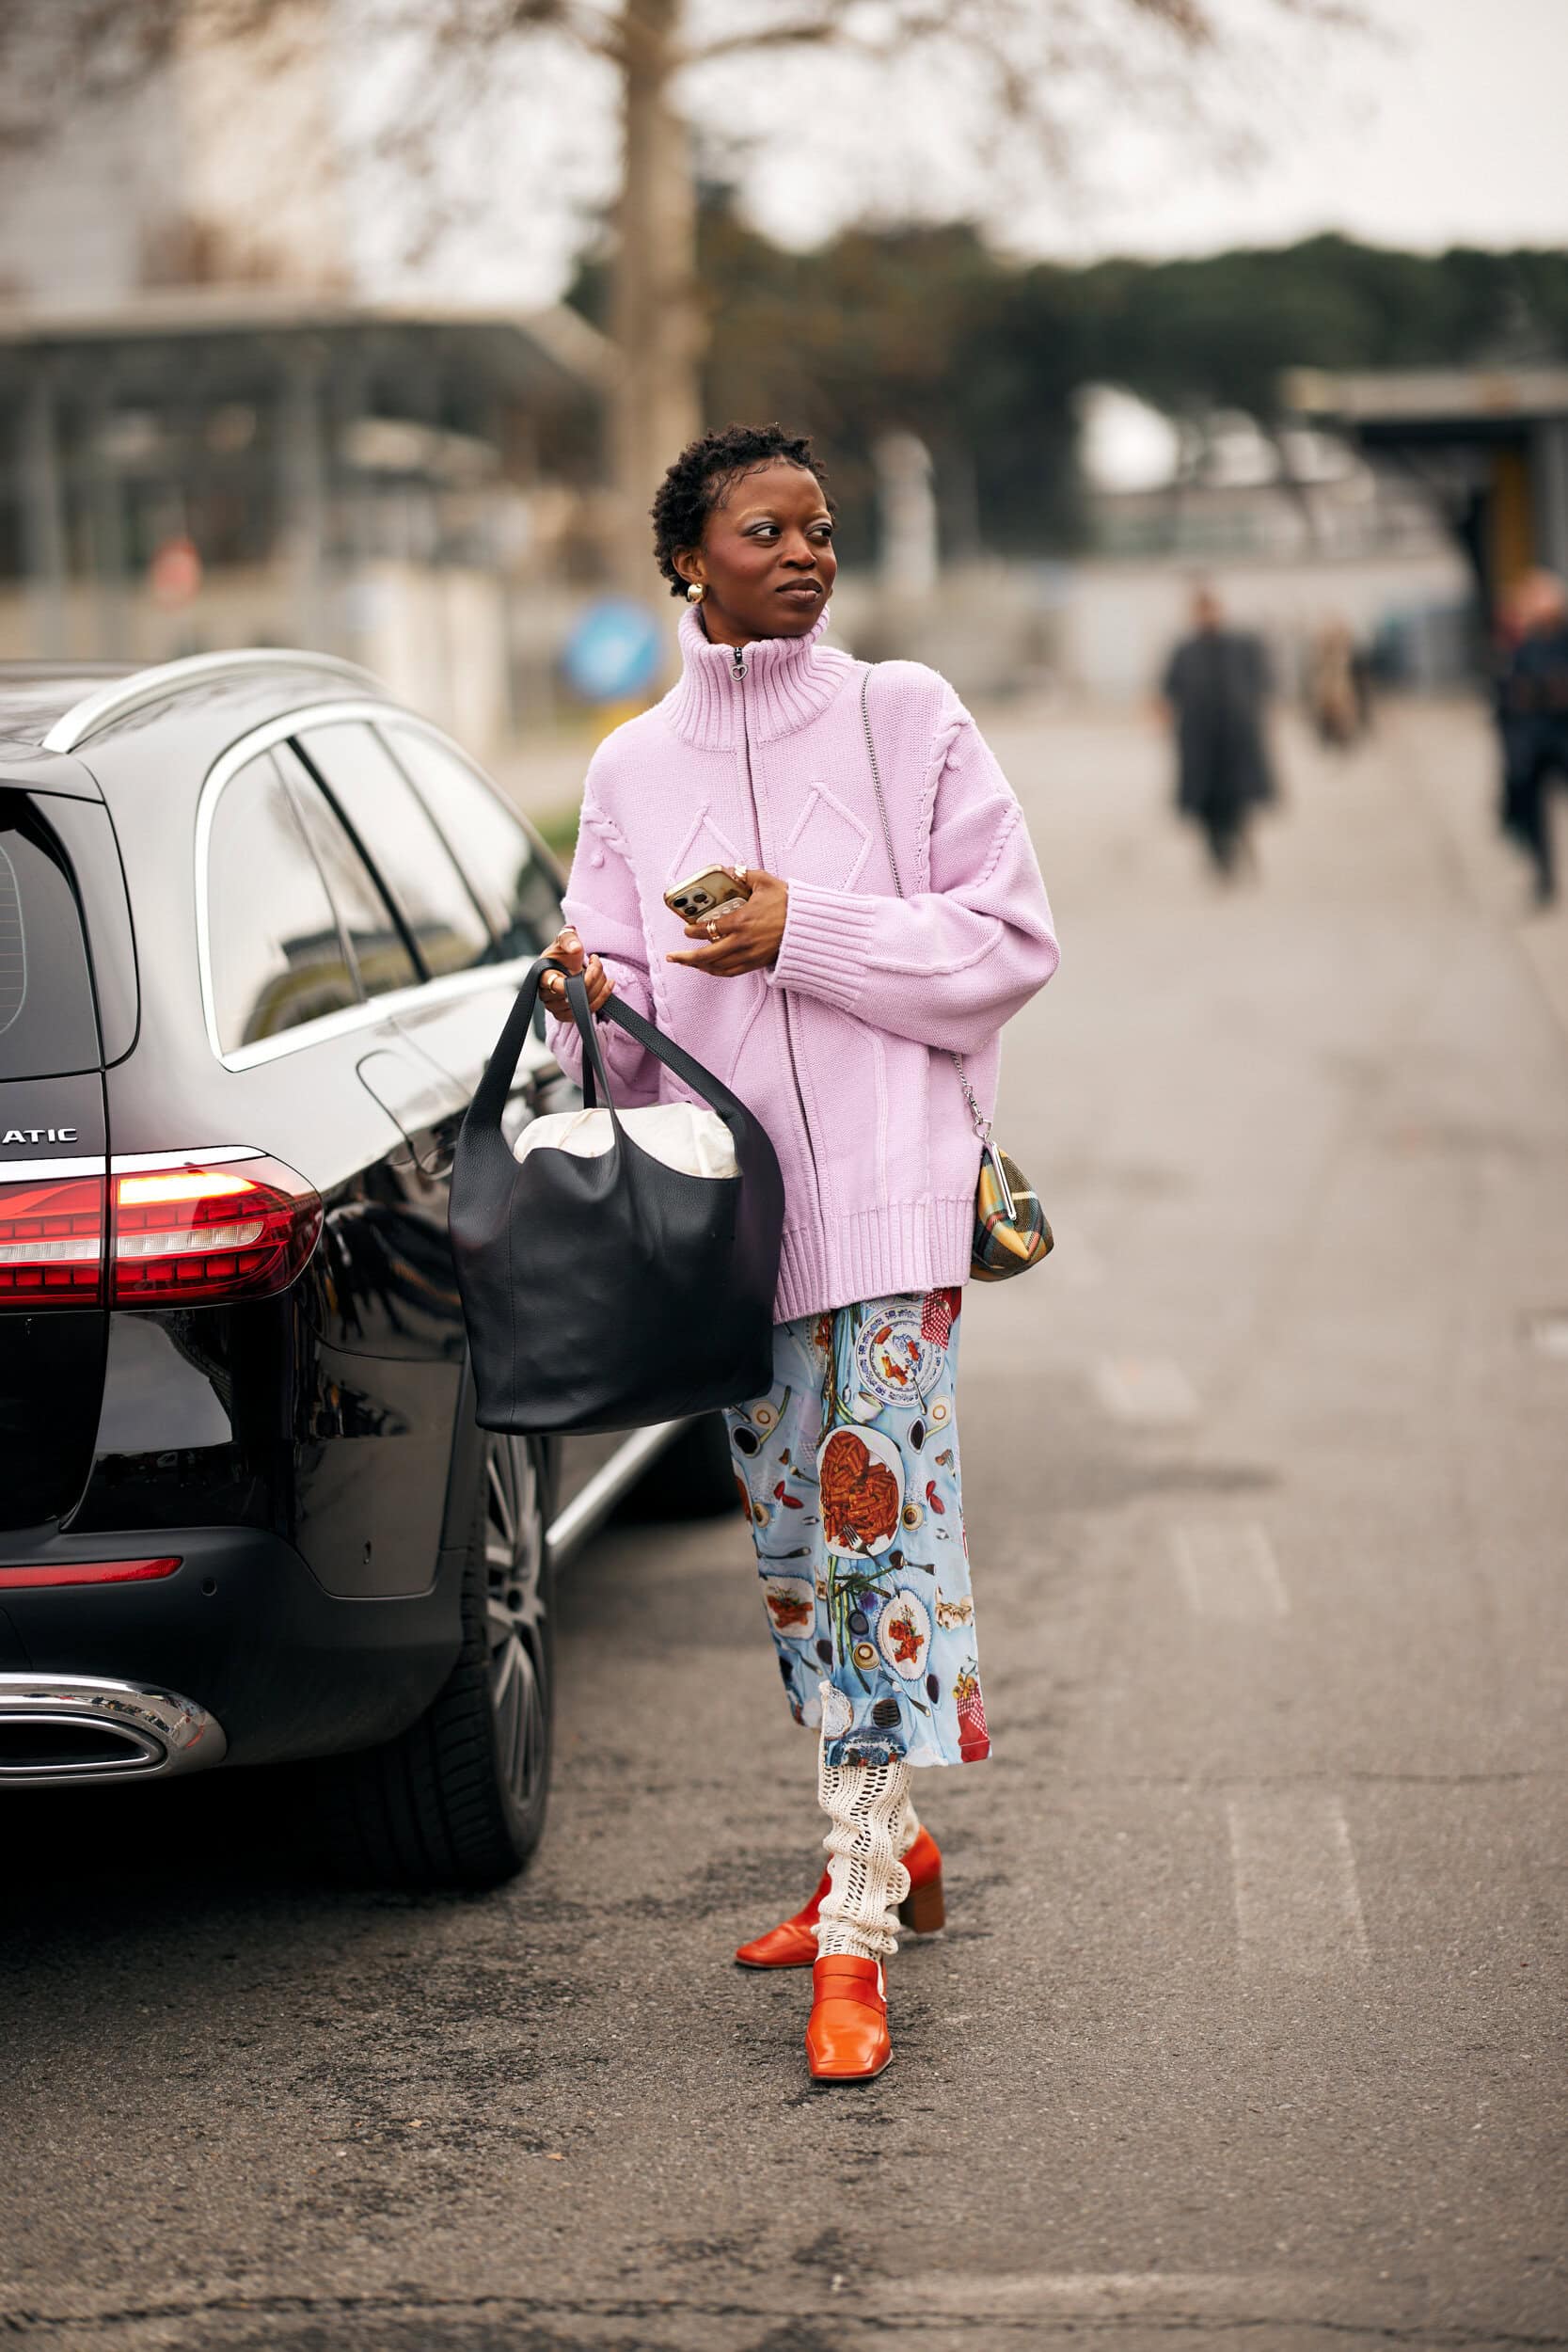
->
xmin=650 ymin=421 xmax=831 ymax=598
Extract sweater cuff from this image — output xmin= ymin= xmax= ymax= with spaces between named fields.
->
xmin=768 ymin=879 xmax=879 ymax=1008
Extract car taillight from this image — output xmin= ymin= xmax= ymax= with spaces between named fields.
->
xmin=110 ymin=1156 xmax=322 ymax=1306
xmin=0 ymin=1174 xmax=105 ymax=1309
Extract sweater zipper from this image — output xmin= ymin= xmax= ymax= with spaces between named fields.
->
xmin=732 ymin=644 xmax=827 ymax=1242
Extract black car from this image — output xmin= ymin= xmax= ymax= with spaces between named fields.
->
xmin=0 ymin=649 xmax=728 ymax=1884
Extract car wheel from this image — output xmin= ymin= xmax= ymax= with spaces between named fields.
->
xmin=622 ymin=1412 xmax=740 ymax=1521
xmin=320 ymin=1432 xmax=554 ymax=1889
xmin=479 ymin=1430 xmax=553 ymax=1857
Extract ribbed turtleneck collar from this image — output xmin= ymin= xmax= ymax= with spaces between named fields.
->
xmin=662 ymin=600 xmax=852 ymax=751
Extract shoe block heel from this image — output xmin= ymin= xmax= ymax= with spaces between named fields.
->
xmin=897 ymin=1869 xmax=946 ymax=1935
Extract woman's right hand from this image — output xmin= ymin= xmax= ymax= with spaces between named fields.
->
xmin=540 ymin=927 xmax=612 ymax=1017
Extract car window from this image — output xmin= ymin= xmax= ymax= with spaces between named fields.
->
xmin=207 ymin=754 xmax=360 ymax=1052
xmin=379 ymin=724 xmax=563 ymax=960
xmin=294 ymin=723 xmax=491 ymax=979
xmin=272 ymin=742 xmax=419 ymax=1000
xmin=0 ymin=794 xmax=102 ymax=1078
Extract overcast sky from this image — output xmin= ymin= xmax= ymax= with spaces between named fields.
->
xmin=348 ymin=0 xmax=1568 ymax=303
xmin=1056 ymin=0 xmax=1568 ymax=262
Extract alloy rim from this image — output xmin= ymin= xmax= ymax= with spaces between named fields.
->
xmin=483 ymin=1438 xmax=548 ymax=1814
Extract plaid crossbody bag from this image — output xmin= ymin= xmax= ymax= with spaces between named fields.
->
xmin=859 ymin=669 xmax=1053 ymax=1283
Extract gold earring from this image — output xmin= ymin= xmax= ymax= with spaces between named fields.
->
xmin=686 ymin=581 xmax=705 ymax=604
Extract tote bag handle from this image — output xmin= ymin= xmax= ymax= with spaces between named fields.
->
xmin=465 ymin=951 xmax=762 ymax=1154
xmin=465 ymin=952 xmax=571 ymax=1134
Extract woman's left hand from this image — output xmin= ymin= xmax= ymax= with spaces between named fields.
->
xmin=667 ymin=867 xmax=788 ymax=977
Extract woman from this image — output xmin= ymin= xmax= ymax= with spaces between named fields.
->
xmin=541 ymin=422 xmax=1058 ymax=2083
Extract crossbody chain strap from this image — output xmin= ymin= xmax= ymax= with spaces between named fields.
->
xmin=859 ymin=668 xmax=1014 ymax=1213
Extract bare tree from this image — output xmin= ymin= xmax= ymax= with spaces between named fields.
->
xmin=1 ymin=0 xmax=1366 ymax=580
xmin=428 ymin=0 xmax=1372 ymax=580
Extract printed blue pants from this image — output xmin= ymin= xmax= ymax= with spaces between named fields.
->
xmin=724 ymin=1288 xmax=990 ymax=1770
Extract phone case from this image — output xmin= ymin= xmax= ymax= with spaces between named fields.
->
xmin=665 ymin=866 xmax=753 ymax=922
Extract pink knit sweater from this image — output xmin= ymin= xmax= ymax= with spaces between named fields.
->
xmin=546 ymin=603 xmax=1058 ymax=1323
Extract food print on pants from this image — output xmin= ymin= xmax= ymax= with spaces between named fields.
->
xmin=724 ymin=1288 xmax=990 ymax=1770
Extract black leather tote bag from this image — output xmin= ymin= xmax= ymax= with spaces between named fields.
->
xmin=450 ymin=958 xmax=785 ymax=1435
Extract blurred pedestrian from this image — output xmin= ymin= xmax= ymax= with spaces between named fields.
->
xmin=1307 ymin=615 xmax=1371 ymax=749
xmin=1160 ymin=587 xmax=1275 ymax=875
xmin=537 ymin=423 xmax=1058 ymax=2085
xmin=1495 ymin=568 xmax=1568 ymax=907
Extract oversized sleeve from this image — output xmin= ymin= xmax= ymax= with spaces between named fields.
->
xmin=766 ymin=699 xmax=1058 ymax=1056
xmin=544 ymin=785 xmax=661 ymax=1105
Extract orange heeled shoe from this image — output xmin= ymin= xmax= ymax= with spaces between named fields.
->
xmin=735 ymin=1826 xmax=945 ymax=1968
xmin=806 ymin=1955 xmax=892 ymax=2082
xmin=735 ymin=1868 xmax=832 ymax=1969
xmin=896 ymin=1826 xmax=946 ymax=1935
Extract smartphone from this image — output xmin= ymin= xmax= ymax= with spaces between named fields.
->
xmin=663 ymin=865 xmax=753 ymax=924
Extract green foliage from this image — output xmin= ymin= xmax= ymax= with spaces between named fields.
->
xmin=610 ymin=206 xmax=1568 ymax=556
xmin=1078 ymin=234 xmax=1568 ymax=416
xmin=697 ymin=213 xmax=1030 ymax=559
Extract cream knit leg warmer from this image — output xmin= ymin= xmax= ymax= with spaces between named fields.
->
xmin=895 ymin=1784 xmax=922 ymax=1859
xmin=815 ymin=1737 xmax=912 ymax=1963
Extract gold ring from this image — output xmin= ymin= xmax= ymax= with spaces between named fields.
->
xmin=706 ymin=918 xmax=721 ymax=943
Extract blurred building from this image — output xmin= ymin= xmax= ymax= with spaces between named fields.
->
xmin=0 ymin=0 xmax=353 ymax=305
xmin=1078 ymin=386 xmax=1447 ymax=566
xmin=1283 ymin=366 xmax=1568 ymax=622
xmin=0 ymin=0 xmax=610 ymax=749
xmin=1032 ymin=386 xmax=1470 ymax=704
xmin=0 ymin=294 xmax=609 ymax=748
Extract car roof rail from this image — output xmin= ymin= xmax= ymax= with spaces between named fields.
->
xmin=43 ymin=649 xmax=388 ymax=755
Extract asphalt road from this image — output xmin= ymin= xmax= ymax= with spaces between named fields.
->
xmin=4 ymin=698 xmax=1566 ymax=2352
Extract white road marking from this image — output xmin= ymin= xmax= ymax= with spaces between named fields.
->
xmin=1172 ymin=1522 xmax=1289 ymax=1621
xmin=1094 ymin=1355 xmax=1200 ymax=1424
xmin=1528 ymin=1313 xmax=1568 ymax=1360
xmin=1227 ymin=1793 xmax=1370 ymax=1971
xmin=895 ymin=2271 xmax=1322 ymax=2318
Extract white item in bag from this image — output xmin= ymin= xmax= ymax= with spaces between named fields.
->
xmin=513 ymin=1100 xmax=737 ymax=1181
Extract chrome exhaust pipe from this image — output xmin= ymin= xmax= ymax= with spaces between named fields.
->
xmin=0 ymin=1675 xmax=227 ymax=1785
